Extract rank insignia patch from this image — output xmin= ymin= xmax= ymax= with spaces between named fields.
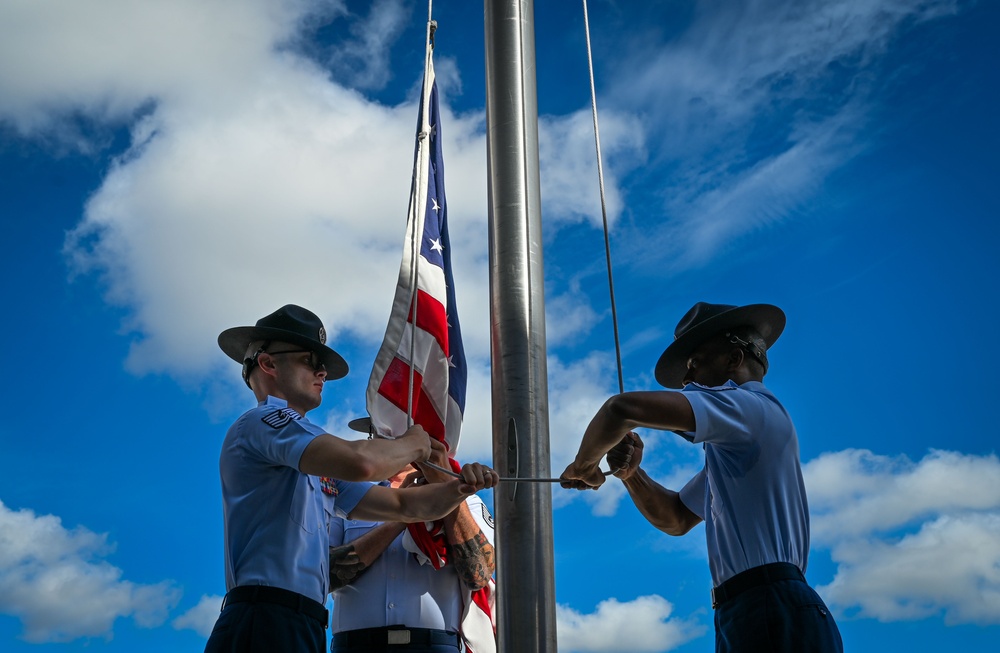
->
xmin=262 ymin=409 xmax=295 ymax=429
xmin=320 ymin=477 xmax=337 ymax=496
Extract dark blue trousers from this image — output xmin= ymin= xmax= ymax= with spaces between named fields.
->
xmin=204 ymin=601 xmax=326 ymax=653
xmin=714 ymin=578 xmax=843 ymax=653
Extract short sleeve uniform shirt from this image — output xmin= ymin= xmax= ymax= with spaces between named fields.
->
xmin=220 ymin=395 xmax=372 ymax=604
xmin=676 ymin=381 xmax=809 ymax=586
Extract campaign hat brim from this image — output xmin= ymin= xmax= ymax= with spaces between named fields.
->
xmin=347 ymin=417 xmax=373 ymax=434
xmin=654 ymin=303 xmax=785 ymax=389
xmin=218 ymin=325 xmax=348 ymax=381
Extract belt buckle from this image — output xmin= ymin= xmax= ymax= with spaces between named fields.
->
xmin=387 ymin=630 xmax=411 ymax=645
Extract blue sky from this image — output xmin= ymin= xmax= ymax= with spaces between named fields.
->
xmin=1 ymin=0 xmax=998 ymax=651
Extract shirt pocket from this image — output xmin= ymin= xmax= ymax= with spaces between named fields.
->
xmin=289 ymin=475 xmax=321 ymax=533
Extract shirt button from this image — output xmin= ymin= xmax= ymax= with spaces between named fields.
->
xmin=388 ymin=603 xmax=395 ymax=609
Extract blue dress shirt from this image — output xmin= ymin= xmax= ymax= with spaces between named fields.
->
xmin=219 ymin=395 xmax=373 ymax=603
xmin=677 ymin=381 xmax=810 ymax=586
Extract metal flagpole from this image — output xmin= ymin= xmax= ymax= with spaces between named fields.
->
xmin=484 ymin=1 xmax=557 ymax=652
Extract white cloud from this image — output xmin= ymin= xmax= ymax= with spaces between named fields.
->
xmin=605 ymin=0 xmax=960 ymax=270
xmin=819 ymin=514 xmax=1000 ymax=625
xmin=327 ymin=0 xmax=409 ymax=91
xmin=0 ymin=500 xmax=180 ymax=643
xmin=0 ymin=0 xmax=345 ymax=135
xmin=805 ymin=449 xmax=1000 ymax=543
xmin=63 ymin=70 xmax=472 ymax=381
xmin=544 ymin=289 xmax=600 ymax=349
xmin=617 ymin=0 xmax=958 ymax=151
xmin=172 ymin=594 xmax=224 ymax=638
xmin=546 ymin=353 xmax=619 ymax=472
xmin=557 ymin=594 xmax=705 ymax=653
xmin=538 ymin=108 xmax=646 ymax=230
xmin=639 ymin=110 xmax=864 ymax=271
xmin=803 ymin=449 xmax=1000 ymax=624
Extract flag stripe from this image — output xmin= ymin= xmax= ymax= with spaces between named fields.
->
xmin=409 ymin=288 xmax=449 ymax=357
xmin=376 ymin=357 xmax=446 ymax=440
xmin=384 ymin=319 xmax=450 ymax=420
xmin=415 ymin=257 xmax=448 ymax=306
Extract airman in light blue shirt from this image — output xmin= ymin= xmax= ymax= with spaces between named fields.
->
xmin=205 ymin=305 xmax=498 ymax=653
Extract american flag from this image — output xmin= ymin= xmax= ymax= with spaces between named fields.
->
xmin=365 ymin=52 xmax=467 ymax=452
xmin=364 ymin=46 xmax=495 ymax=653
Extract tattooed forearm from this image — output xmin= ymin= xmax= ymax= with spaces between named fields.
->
xmin=329 ymin=544 xmax=368 ymax=590
xmin=450 ymin=532 xmax=496 ymax=590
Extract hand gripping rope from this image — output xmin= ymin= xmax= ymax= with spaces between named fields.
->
xmin=422 ymin=460 xmax=614 ymax=484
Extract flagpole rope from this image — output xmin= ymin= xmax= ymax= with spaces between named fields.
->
xmin=405 ymin=5 xmax=438 ymax=430
xmin=423 ymin=460 xmax=614 ymax=484
xmin=582 ymin=0 xmax=625 ymax=396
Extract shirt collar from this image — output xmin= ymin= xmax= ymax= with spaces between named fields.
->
xmin=683 ymin=379 xmax=770 ymax=393
xmin=259 ymin=395 xmax=303 ymax=420
xmin=260 ymin=395 xmax=289 ymax=409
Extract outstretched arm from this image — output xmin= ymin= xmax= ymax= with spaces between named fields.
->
xmin=620 ymin=469 xmax=701 ymax=536
xmin=299 ymin=424 xmax=436 ymax=481
xmin=561 ymin=391 xmax=695 ymax=490
xmin=347 ymin=464 xmax=498 ymax=523
xmin=607 ymin=431 xmax=701 ymax=536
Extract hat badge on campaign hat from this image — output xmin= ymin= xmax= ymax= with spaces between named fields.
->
xmin=653 ymin=302 xmax=786 ymax=389
xmin=217 ymin=304 xmax=349 ymax=384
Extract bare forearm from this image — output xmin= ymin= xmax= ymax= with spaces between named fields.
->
xmin=300 ymin=436 xmax=427 ymax=481
xmin=575 ymin=392 xmax=696 ymax=467
xmin=444 ymin=503 xmax=495 ymax=590
xmin=329 ymin=522 xmax=407 ymax=590
xmin=574 ymin=397 xmax=634 ymax=467
xmin=350 ymin=482 xmax=469 ymax=523
xmin=621 ymin=468 xmax=701 ymax=536
xmin=450 ymin=532 xmax=495 ymax=590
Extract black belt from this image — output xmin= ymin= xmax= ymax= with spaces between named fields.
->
xmin=711 ymin=562 xmax=805 ymax=609
xmin=222 ymin=585 xmax=328 ymax=627
xmin=331 ymin=627 xmax=461 ymax=649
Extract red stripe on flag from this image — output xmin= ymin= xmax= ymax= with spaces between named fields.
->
xmin=471 ymin=586 xmax=493 ymax=617
xmin=408 ymin=289 xmax=449 ymax=357
xmin=377 ymin=357 xmax=446 ymax=441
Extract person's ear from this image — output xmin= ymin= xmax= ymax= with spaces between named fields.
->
xmin=257 ymin=352 xmax=279 ymax=379
xmin=727 ymin=347 xmax=745 ymax=371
